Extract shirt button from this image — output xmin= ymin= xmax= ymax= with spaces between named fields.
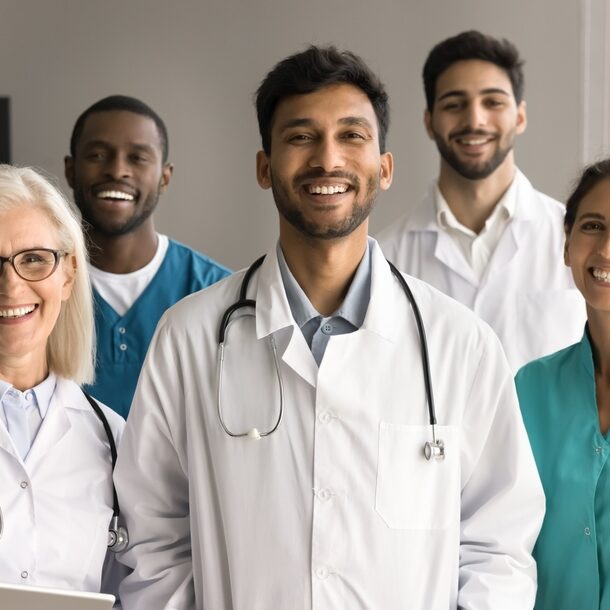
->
xmin=595 ymin=446 xmax=603 ymax=455
xmin=24 ymin=391 xmax=33 ymax=401
xmin=20 ymin=571 xmax=28 ymax=579
xmin=317 ymin=488 xmax=333 ymax=501
xmin=315 ymin=566 xmax=329 ymax=579
xmin=20 ymin=481 xmax=28 ymax=489
xmin=584 ymin=527 xmax=591 ymax=536
xmin=118 ymin=327 xmax=126 ymax=335
xmin=321 ymin=323 xmax=333 ymax=335
xmin=318 ymin=411 xmax=332 ymax=424
xmin=119 ymin=344 xmax=127 ymax=351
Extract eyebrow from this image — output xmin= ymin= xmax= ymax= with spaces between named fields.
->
xmin=577 ymin=212 xmax=606 ymax=221
xmin=437 ymin=87 xmax=512 ymax=102
xmin=277 ymin=116 xmax=374 ymax=131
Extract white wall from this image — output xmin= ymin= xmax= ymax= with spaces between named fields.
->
xmin=1 ymin=0 xmax=608 ymax=270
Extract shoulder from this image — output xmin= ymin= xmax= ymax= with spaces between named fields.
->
xmin=516 ymin=171 xmax=566 ymax=219
xmin=56 ymin=378 xmax=126 ymax=441
xmin=515 ymin=342 xmax=580 ymax=396
xmin=166 ymin=239 xmax=232 ymax=278
xmin=155 ymin=268 xmax=246 ymax=336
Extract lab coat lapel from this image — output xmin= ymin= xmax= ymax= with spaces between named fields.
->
xmin=408 ymin=189 xmax=478 ymax=287
xmin=482 ymin=171 xmax=537 ymax=280
xmin=255 ymin=248 xmax=318 ymax=388
xmin=0 ymin=419 xmax=20 ymax=461
xmin=24 ymin=378 xmax=73 ymax=469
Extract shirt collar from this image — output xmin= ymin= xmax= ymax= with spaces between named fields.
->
xmin=0 ymin=372 xmax=57 ymax=417
xmin=276 ymin=239 xmax=371 ymax=330
xmin=435 ymin=175 xmax=517 ymax=234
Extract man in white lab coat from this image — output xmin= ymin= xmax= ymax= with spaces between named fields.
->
xmin=378 ymin=31 xmax=585 ymax=372
xmin=115 ymin=45 xmax=545 ymax=610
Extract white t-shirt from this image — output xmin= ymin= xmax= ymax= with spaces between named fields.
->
xmin=89 ymin=234 xmax=169 ymax=316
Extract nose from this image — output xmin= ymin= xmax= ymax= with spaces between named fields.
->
xmin=104 ymin=152 xmax=133 ymax=180
xmin=307 ymin=136 xmax=346 ymax=172
xmin=0 ymin=259 xmax=23 ymax=292
xmin=463 ymin=101 xmax=488 ymax=130
xmin=598 ymin=232 xmax=610 ymax=258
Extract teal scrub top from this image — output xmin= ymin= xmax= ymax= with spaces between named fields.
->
xmin=84 ymin=240 xmax=230 ymax=419
xmin=516 ymin=328 xmax=610 ymax=610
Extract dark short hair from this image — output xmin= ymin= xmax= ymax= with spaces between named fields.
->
xmin=256 ymin=45 xmax=390 ymax=154
xmin=565 ymin=159 xmax=610 ymax=232
xmin=423 ymin=30 xmax=525 ymax=111
xmin=69 ymin=95 xmax=169 ymax=162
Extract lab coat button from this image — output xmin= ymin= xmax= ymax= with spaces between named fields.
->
xmin=119 ymin=344 xmax=127 ymax=351
xmin=315 ymin=566 xmax=329 ymax=579
xmin=20 ymin=571 xmax=28 ymax=579
xmin=584 ymin=527 xmax=591 ymax=536
xmin=118 ymin=327 xmax=126 ymax=335
xmin=20 ymin=481 xmax=27 ymax=489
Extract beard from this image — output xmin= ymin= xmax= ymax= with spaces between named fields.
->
xmin=72 ymin=182 xmax=160 ymax=237
xmin=271 ymin=169 xmax=379 ymax=240
xmin=434 ymin=128 xmax=515 ymax=180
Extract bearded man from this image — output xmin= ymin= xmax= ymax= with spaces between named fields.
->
xmin=379 ymin=31 xmax=585 ymax=371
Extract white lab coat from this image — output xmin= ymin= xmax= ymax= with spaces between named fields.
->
xmin=0 ymin=377 xmax=124 ymax=593
xmin=115 ymin=240 xmax=544 ymax=610
xmin=377 ymin=170 xmax=586 ymax=372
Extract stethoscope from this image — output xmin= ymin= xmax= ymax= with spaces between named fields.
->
xmin=217 ymin=255 xmax=445 ymax=461
xmin=83 ymin=392 xmax=129 ymax=552
xmin=0 ymin=392 xmax=129 ymax=552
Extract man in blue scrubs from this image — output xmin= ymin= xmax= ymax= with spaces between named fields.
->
xmin=64 ymin=96 xmax=230 ymax=418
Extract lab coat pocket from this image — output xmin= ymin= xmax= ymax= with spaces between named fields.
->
xmin=375 ymin=422 xmax=459 ymax=530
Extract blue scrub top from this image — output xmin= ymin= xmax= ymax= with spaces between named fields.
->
xmin=516 ymin=327 xmax=610 ymax=610
xmin=84 ymin=240 xmax=230 ymax=418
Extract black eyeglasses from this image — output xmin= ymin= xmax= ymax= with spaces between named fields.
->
xmin=0 ymin=248 xmax=67 ymax=282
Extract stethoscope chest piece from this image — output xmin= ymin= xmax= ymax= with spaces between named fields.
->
xmin=424 ymin=439 xmax=445 ymax=461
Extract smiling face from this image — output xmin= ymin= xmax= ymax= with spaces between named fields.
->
xmin=0 ymin=206 xmax=75 ymax=378
xmin=256 ymin=83 xmax=393 ymax=242
xmin=565 ymin=178 xmax=610 ymax=317
xmin=65 ymin=110 xmax=172 ymax=237
xmin=425 ymin=59 xmax=526 ymax=180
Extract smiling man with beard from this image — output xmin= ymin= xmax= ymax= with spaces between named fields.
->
xmin=64 ymin=96 xmax=230 ymax=417
xmin=379 ymin=31 xmax=586 ymax=372
xmin=114 ymin=46 xmax=544 ymax=610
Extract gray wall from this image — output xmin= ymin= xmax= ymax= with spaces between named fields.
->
xmin=2 ymin=0 xmax=609 ymax=270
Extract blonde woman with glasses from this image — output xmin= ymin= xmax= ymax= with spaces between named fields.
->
xmin=0 ymin=165 xmax=124 ymax=597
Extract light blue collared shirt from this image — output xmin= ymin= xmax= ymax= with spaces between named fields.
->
xmin=277 ymin=239 xmax=371 ymax=365
xmin=0 ymin=372 xmax=57 ymax=458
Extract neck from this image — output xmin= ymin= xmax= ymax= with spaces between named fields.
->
xmin=437 ymin=155 xmax=516 ymax=233
xmin=0 ymin=356 xmax=48 ymax=392
xmin=87 ymin=222 xmax=158 ymax=273
xmin=588 ymin=309 xmax=610 ymax=378
xmin=279 ymin=221 xmax=369 ymax=316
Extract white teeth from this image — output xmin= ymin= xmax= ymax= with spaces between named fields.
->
xmin=96 ymin=190 xmax=134 ymax=201
xmin=593 ymin=269 xmax=610 ymax=282
xmin=0 ymin=305 xmax=36 ymax=318
xmin=460 ymin=138 xmax=488 ymax=145
xmin=308 ymin=185 xmax=348 ymax=195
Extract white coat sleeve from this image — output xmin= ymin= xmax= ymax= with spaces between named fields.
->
xmin=114 ymin=319 xmax=194 ymax=610
xmin=457 ymin=333 xmax=545 ymax=610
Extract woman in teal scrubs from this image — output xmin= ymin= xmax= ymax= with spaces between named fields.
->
xmin=516 ymin=158 xmax=610 ymax=610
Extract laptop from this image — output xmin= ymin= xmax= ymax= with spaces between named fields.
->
xmin=0 ymin=582 xmax=115 ymax=610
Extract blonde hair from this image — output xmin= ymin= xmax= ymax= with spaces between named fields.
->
xmin=0 ymin=165 xmax=94 ymax=384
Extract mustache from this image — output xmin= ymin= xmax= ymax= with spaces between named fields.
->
xmin=293 ymin=169 xmax=360 ymax=188
xmin=449 ymin=128 xmax=497 ymax=140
